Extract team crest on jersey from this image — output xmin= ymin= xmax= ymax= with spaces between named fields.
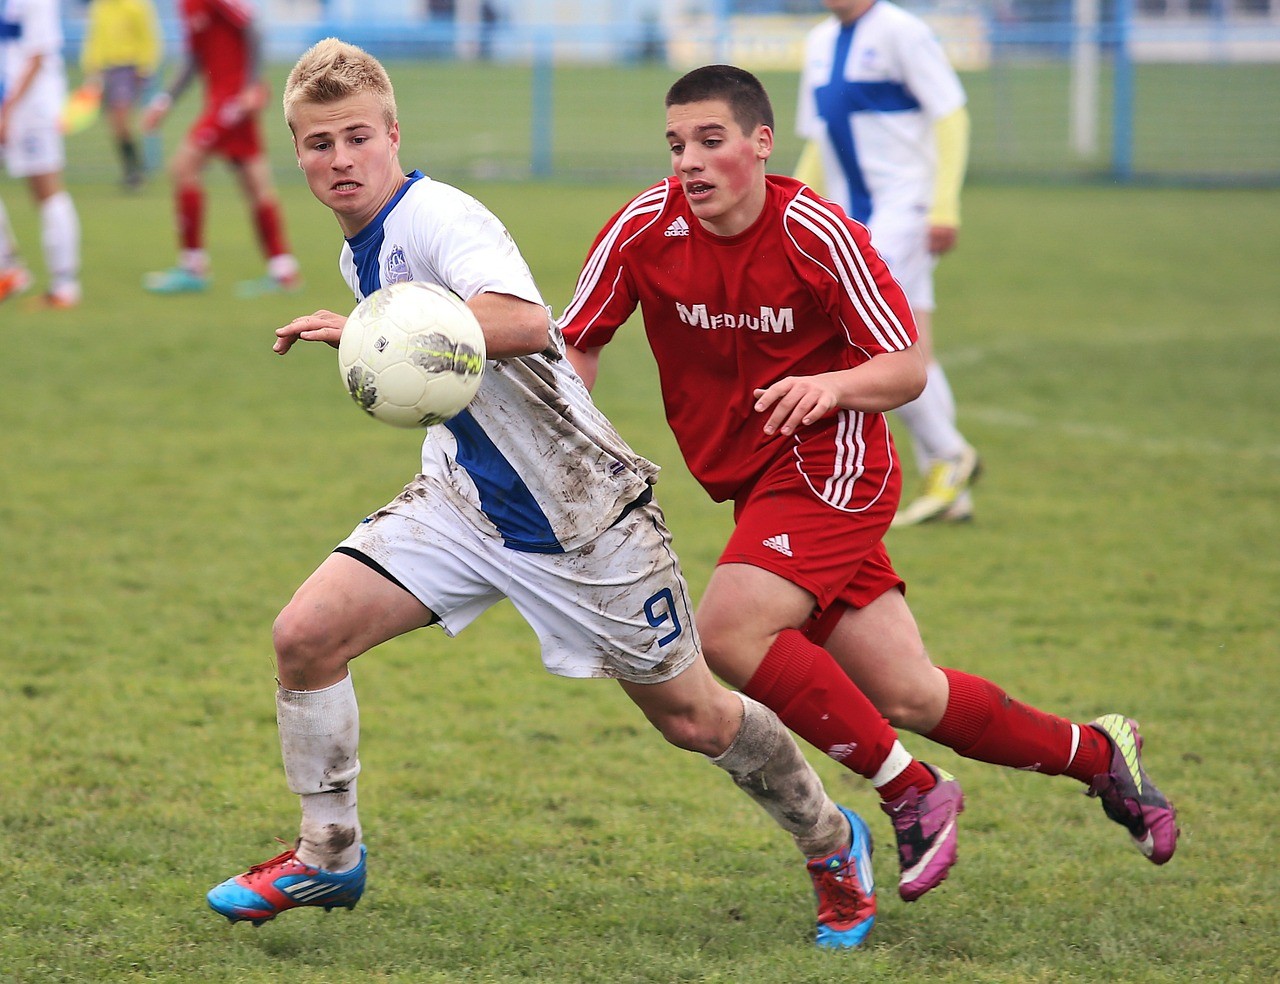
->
xmin=385 ymin=245 xmax=411 ymax=284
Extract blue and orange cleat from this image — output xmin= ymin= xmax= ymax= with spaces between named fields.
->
xmin=0 ymin=266 xmax=32 ymax=303
xmin=207 ymin=844 xmax=366 ymax=926
xmin=807 ymin=805 xmax=876 ymax=948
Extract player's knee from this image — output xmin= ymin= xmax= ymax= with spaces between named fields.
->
xmin=878 ymin=695 xmax=932 ymax=732
xmin=272 ymin=603 xmax=340 ymax=679
xmin=875 ymin=675 xmax=948 ymax=734
xmin=650 ymin=710 xmax=725 ymax=757
xmin=696 ymin=625 xmax=764 ymax=691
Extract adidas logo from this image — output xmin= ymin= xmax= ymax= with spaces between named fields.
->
xmin=763 ymin=533 xmax=793 ymax=557
xmin=664 ymin=216 xmax=690 ymax=237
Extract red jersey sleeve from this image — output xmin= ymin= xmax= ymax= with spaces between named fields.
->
xmin=558 ymin=180 xmax=675 ymax=350
xmin=782 ymin=184 xmax=918 ymax=359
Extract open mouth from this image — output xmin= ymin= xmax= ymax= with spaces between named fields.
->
xmin=333 ymin=181 xmax=360 ymax=192
xmin=686 ymin=181 xmax=714 ymax=198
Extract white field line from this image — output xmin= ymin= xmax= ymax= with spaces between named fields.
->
xmin=940 ymin=341 xmax=1280 ymax=463
xmin=959 ymin=405 xmax=1280 ymax=463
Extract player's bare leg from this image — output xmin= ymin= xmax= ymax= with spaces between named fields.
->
xmin=144 ymin=139 xmax=211 ymax=293
xmin=231 ymin=154 xmax=301 ymax=297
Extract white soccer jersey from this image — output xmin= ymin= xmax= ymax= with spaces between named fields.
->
xmin=339 ymin=172 xmax=659 ymax=554
xmin=0 ymin=0 xmax=65 ymax=100
xmin=796 ymin=1 xmax=965 ymax=224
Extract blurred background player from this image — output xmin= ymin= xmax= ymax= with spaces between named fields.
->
xmin=0 ymin=197 xmax=31 ymax=302
xmin=795 ymin=0 xmax=977 ymax=526
xmin=80 ymin=0 xmax=162 ymax=190
xmin=0 ymin=0 xmax=82 ymax=308
xmin=140 ymin=0 xmax=299 ymax=296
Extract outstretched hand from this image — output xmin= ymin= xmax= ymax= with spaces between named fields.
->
xmin=753 ymin=374 xmax=840 ymax=437
xmin=275 ymin=310 xmax=346 ymax=354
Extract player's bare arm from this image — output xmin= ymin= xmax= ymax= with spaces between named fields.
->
xmin=564 ymin=344 xmax=601 ymax=389
xmin=226 ymin=22 xmax=268 ymax=124
xmin=466 ymin=291 xmax=549 ymax=359
xmin=753 ymin=346 xmax=927 ymax=436
xmin=274 ymin=309 xmax=346 ymax=354
xmin=142 ymin=59 xmax=196 ymax=130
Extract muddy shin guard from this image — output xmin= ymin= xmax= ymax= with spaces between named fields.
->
xmin=277 ymin=675 xmax=363 ymax=870
xmin=710 ymin=692 xmax=848 ymax=858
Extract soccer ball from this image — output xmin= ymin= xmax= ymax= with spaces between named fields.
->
xmin=338 ymin=282 xmax=487 ymax=428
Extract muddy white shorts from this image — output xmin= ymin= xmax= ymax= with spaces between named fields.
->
xmin=336 ymin=479 xmax=700 ymax=684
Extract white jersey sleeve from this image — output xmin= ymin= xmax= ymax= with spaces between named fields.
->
xmin=339 ymin=173 xmax=659 ymax=554
xmin=886 ymin=9 xmax=966 ymax=122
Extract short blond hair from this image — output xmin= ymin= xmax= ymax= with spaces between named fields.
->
xmin=283 ymin=38 xmax=397 ymax=133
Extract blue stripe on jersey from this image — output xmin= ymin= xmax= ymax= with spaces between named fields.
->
xmin=443 ymin=410 xmax=562 ymax=554
xmin=346 ymin=170 xmax=425 ymax=297
xmin=0 ymin=21 xmax=20 ymax=40
xmin=814 ymin=23 xmax=922 ymax=224
xmin=343 ymin=170 xmax=561 ymax=553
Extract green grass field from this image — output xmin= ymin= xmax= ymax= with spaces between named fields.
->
xmin=3 ymin=74 xmax=1279 ymax=982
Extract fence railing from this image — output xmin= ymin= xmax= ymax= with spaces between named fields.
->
xmin=58 ymin=5 xmax=1280 ymax=187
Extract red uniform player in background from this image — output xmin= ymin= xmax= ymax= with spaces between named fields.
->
xmin=141 ymin=0 xmax=299 ymax=296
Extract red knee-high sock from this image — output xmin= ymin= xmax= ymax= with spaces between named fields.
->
xmin=253 ymin=201 xmax=289 ymax=259
xmin=177 ymin=185 xmax=204 ymax=252
xmin=926 ymin=668 xmax=1110 ymax=782
xmin=744 ymin=628 xmax=934 ymax=801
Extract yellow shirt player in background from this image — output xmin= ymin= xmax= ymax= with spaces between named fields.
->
xmin=81 ymin=0 xmax=162 ymax=188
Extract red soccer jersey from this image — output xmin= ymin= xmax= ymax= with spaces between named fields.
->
xmin=181 ymin=0 xmax=252 ymax=104
xmin=561 ymin=174 xmax=919 ymax=506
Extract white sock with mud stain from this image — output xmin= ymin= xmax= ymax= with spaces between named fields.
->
xmin=708 ymin=692 xmax=849 ymax=859
xmin=277 ymin=674 xmax=364 ymax=871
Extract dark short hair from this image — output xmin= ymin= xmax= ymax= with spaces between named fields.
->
xmin=665 ymin=64 xmax=775 ymax=134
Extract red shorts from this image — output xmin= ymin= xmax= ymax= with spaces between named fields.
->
xmin=719 ymin=445 xmax=906 ymax=630
xmin=189 ymin=104 xmax=263 ymax=161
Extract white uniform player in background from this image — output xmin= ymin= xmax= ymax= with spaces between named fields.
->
xmin=796 ymin=0 xmax=976 ymax=526
xmin=0 ymin=0 xmax=81 ymax=307
xmin=204 ymin=38 xmax=883 ymax=951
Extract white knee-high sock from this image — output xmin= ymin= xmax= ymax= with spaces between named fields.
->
xmin=0 ymin=197 xmax=18 ymax=267
xmin=893 ymin=360 xmax=967 ymax=468
xmin=278 ymin=674 xmax=363 ymax=871
xmin=709 ymin=692 xmax=848 ymax=859
xmin=40 ymin=191 xmax=80 ymax=291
